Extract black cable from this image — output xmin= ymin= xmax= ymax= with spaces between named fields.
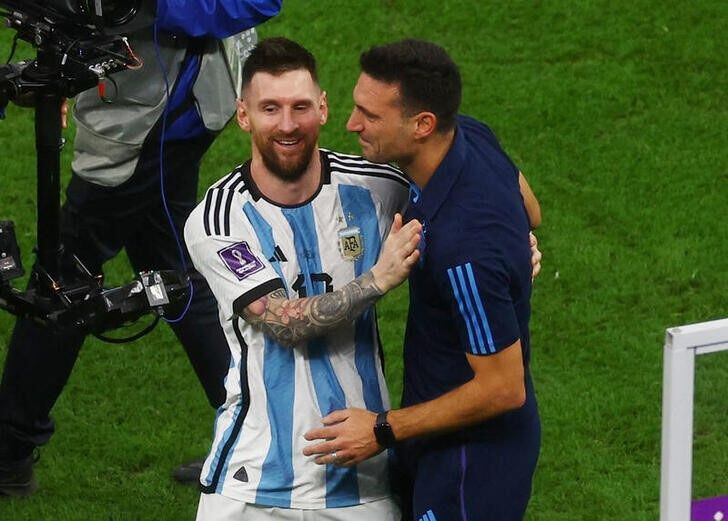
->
xmin=93 ymin=314 xmax=161 ymax=344
xmin=6 ymin=33 xmax=19 ymax=64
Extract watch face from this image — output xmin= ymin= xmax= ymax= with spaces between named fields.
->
xmin=375 ymin=418 xmax=396 ymax=448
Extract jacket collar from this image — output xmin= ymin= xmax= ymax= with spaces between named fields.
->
xmin=409 ymin=124 xmax=467 ymax=221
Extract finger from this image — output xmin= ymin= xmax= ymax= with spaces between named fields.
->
xmin=404 ymin=249 xmax=420 ymax=267
xmin=313 ymin=455 xmax=328 ymax=465
xmin=332 ymin=452 xmax=355 ymax=467
xmin=407 ymin=232 xmax=423 ymax=254
xmin=390 ymin=213 xmax=403 ymax=234
xmin=302 ymin=440 xmax=336 ymax=456
xmin=322 ymin=409 xmax=349 ymax=425
xmin=313 ymin=450 xmax=350 ymax=466
xmin=304 ymin=427 xmax=335 ymax=441
xmin=532 ymin=263 xmax=541 ymax=280
xmin=529 ymin=231 xmax=538 ymax=247
xmin=401 ymin=219 xmax=422 ymax=234
xmin=314 ymin=453 xmax=341 ymax=466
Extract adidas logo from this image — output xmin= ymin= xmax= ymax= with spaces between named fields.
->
xmin=233 ymin=466 xmax=249 ymax=483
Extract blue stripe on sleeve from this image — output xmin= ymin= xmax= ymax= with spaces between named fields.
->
xmin=242 ymin=203 xmax=296 ymax=507
xmin=455 ymin=265 xmax=487 ymax=354
xmin=426 ymin=509 xmax=438 ymax=521
xmin=447 ymin=268 xmax=478 ymax=354
xmin=465 ymin=263 xmax=496 ymax=354
xmin=282 ymin=205 xmax=360 ymax=507
xmin=338 ymin=185 xmax=384 ymax=413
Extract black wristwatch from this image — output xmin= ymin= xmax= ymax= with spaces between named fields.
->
xmin=373 ymin=411 xmax=396 ymax=448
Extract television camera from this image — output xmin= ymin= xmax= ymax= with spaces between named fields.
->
xmin=0 ymin=0 xmax=189 ymax=340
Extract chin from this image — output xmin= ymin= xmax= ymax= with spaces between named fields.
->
xmin=364 ymin=151 xmax=390 ymax=164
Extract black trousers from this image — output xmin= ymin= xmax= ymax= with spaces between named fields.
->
xmin=0 ymin=127 xmax=230 ymax=458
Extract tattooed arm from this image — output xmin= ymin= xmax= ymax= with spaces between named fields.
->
xmin=240 ymin=214 xmax=422 ymax=347
xmin=241 ymin=272 xmax=384 ymax=346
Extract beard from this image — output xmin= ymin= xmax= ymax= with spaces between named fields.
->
xmin=254 ymin=132 xmax=318 ymax=183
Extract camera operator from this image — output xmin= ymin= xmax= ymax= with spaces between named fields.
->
xmin=0 ymin=0 xmax=282 ymax=496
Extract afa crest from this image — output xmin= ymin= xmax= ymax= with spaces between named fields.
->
xmin=338 ymin=226 xmax=363 ymax=261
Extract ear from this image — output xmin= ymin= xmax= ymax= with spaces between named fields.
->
xmin=412 ymin=111 xmax=437 ymax=140
xmin=236 ymin=98 xmax=251 ymax=132
xmin=319 ymin=90 xmax=329 ymax=125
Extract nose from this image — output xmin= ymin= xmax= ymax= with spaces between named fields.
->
xmin=279 ymin=108 xmax=298 ymax=134
xmin=346 ymin=109 xmax=362 ymax=133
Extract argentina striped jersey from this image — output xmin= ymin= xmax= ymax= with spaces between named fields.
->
xmin=184 ymin=149 xmax=409 ymax=508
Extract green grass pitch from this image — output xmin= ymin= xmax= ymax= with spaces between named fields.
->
xmin=0 ymin=1 xmax=726 ymax=519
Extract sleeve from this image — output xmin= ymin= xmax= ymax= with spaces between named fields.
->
xmin=377 ymin=181 xmax=410 ymax=239
xmin=156 ymin=0 xmax=282 ymax=38
xmin=184 ymin=190 xmax=284 ymax=322
xmin=437 ymin=254 xmax=520 ymax=356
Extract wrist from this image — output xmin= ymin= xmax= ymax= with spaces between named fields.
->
xmin=373 ymin=410 xmax=397 ymax=448
xmin=366 ymin=268 xmax=388 ymax=295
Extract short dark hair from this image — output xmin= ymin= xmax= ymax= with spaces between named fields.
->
xmin=241 ymin=37 xmax=318 ymax=93
xmin=359 ymin=39 xmax=461 ymax=132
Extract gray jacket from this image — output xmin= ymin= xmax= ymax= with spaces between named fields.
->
xmin=72 ymin=28 xmax=256 ymax=187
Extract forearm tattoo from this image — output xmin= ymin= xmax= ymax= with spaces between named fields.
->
xmin=241 ymin=271 xmax=384 ymax=346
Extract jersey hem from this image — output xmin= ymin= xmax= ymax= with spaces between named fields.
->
xmin=204 ymin=489 xmax=394 ymax=510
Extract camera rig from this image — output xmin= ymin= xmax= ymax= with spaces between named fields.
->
xmin=0 ymin=0 xmax=189 ymax=338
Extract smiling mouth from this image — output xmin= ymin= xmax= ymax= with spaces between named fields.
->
xmin=274 ymin=137 xmax=303 ymax=148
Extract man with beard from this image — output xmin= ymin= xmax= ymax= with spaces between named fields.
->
xmin=184 ymin=37 xmax=421 ymax=520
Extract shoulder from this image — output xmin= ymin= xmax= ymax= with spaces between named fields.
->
xmin=323 ymin=149 xmax=409 ymax=189
xmin=458 ymin=114 xmax=500 ymax=147
xmin=187 ymin=164 xmax=253 ymax=240
xmin=208 ymin=164 xmax=250 ymax=192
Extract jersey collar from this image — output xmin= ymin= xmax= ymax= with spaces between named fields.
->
xmin=242 ymin=149 xmax=332 ymax=208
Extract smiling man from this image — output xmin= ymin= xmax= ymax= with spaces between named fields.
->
xmin=184 ymin=37 xmax=422 ymax=521
xmin=304 ymin=40 xmax=541 ymax=521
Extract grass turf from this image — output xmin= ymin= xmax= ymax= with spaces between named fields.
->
xmin=0 ymin=1 xmax=726 ymax=518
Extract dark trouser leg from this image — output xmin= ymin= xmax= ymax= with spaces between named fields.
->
xmin=121 ymin=132 xmax=230 ymax=409
xmin=0 ymin=205 xmax=122 ymax=458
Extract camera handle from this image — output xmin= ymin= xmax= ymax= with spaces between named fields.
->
xmin=33 ymin=50 xmax=64 ymax=282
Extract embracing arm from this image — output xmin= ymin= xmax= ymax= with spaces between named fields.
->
xmin=303 ymin=341 xmax=526 ymax=466
xmin=240 ymin=214 xmax=421 ymax=347
xmin=387 ymin=342 xmax=525 ymax=439
xmin=519 ymin=172 xmax=541 ymax=229
xmin=241 ymin=271 xmax=383 ymax=347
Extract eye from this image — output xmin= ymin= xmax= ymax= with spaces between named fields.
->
xmin=262 ymin=105 xmax=278 ymax=114
xmin=355 ymin=106 xmax=378 ymax=122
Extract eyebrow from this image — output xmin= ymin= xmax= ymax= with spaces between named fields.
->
xmin=355 ymin=103 xmax=379 ymax=119
xmin=257 ymin=98 xmax=314 ymax=107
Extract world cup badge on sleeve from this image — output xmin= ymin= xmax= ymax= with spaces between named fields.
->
xmin=218 ymin=242 xmax=265 ymax=281
xmin=338 ymin=226 xmax=363 ymax=261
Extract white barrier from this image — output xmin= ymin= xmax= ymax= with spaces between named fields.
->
xmin=660 ymin=318 xmax=728 ymax=521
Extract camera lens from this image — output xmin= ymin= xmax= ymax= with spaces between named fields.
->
xmin=98 ymin=0 xmax=142 ymax=27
